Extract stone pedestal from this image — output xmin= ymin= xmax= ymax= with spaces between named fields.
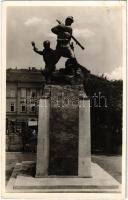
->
xmin=78 ymin=94 xmax=91 ymax=177
xmin=49 ymin=85 xmax=80 ymax=175
xmin=36 ymin=84 xmax=91 ymax=177
xmin=7 ymin=162 xmax=121 ymax=193
xmin=36 ymin=96 xmax=50 ymax=177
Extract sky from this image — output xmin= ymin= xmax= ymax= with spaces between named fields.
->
xmin=6 ymin=5 xmax=124 ymax=79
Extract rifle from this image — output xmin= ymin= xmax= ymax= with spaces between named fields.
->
xmin=56 ymin=19 xmax=85 ymax=50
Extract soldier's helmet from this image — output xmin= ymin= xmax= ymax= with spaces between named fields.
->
xmin=43 ymin=40 xmax=50 ymax=48
xmin=66 ymin=16 xmax=74 ymax=23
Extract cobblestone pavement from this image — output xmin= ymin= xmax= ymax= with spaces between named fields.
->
xmin=5 ymin=152 xmax=122 ymax=184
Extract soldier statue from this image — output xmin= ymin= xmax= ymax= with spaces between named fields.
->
xmin=32 ymin=16 xmax=86 ymax=82
xmin=51 ymin=16 xmax=76 ymax=65
xmin=31 ymin=40 xmax=56 ymax=82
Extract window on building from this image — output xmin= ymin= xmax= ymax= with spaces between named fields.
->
xmin=21 ymin=88 xmax=26 ymax=98
xmin=10 ymin=120 xmax=15 ymax=133
xmin=10 ymin=103 xmax=15 ymax=112
xmin=21 ymin=104 xmax=26 ymax=112
xmin=31 ymin=89 xmax=37 ymax=98
xmin=32 ymin=92 xmax=35 ymax=98
xmin=10 ymin=89 xmax=15 ymax=97
xmin=31 ymin=106 xmax=35 ymax=112
xmin=6 ymin=118 xmax=9 ymax=133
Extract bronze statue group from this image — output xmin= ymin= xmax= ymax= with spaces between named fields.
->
xmin=31 ymin=16 xmax=89 ymax=82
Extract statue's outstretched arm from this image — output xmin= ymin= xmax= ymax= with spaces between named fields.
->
xmin=33 ymin=47 xmax=43 ymax=55
xmin=31 ymin=42 xmax=43 ymax=55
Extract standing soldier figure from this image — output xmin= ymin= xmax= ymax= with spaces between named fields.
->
xmin=51 ymin=16 xmax=76 ymax=64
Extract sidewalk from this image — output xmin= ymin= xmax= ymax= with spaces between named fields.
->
xmin=6 ymin=152 xmax=122 ymax=184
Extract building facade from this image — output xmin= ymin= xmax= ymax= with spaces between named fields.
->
xmin=6 ymin=68 xmax=44 ymax=137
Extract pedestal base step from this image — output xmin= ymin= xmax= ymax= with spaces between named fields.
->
xmin=6 ymin=161 xmax=121 ymax=193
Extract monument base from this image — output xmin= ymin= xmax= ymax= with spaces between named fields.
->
xmin=6 ymin=161 xmax=121 ymax=193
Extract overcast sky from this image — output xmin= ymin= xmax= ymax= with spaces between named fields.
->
xmin=6 ymin=5 xmax=124 ymax=79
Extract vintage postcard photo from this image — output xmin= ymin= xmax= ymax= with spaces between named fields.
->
xmin=1 ymin=1 xmax=127 ymax=199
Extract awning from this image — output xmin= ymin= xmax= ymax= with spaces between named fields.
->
xmin=28 ymin=121 xmax=38 ymax=126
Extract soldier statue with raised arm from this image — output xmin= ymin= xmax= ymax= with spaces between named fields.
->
xmin=32 ymin=16 xmax=88 ymax=83
xmin=31 ymin=40 xmax=56 ymax=82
